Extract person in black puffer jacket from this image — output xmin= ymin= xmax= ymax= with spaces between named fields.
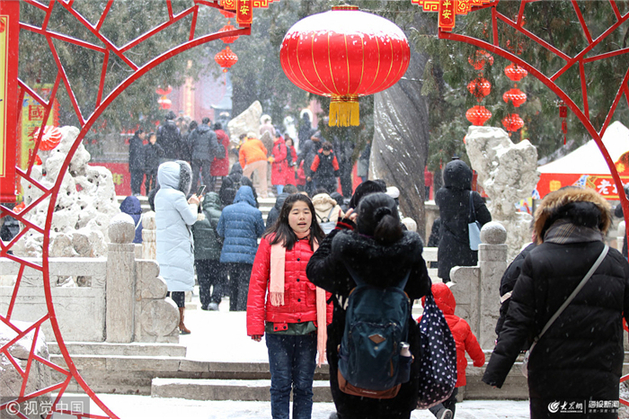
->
xmin=306 ymin=192 xmax=431 ymax=419
xmin=219 ymin=163 xmax=259 ymax=209
xmin=435 ymin=159 xmax=491 ymax=281
xmin=156 ymin=111 xmax=183 ymax=161
xmin=189 ymin=117 xmax=219 ymax=190
xmin=483 ymin=187 xmax=629 ymax=419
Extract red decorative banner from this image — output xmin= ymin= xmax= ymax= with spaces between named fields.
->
xmin=237 ymin=0 xmax=253 ymax=26
xmin=439 ymin=0 xmax=455 ymax=32
xmin=535 ymin=173 xmax=629 ymax=201
xmin=0 ymin=1 xmax=19 ymax=203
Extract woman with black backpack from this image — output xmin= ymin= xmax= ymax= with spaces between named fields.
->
xmin=306 ymin=192 xmax=432 ymax=419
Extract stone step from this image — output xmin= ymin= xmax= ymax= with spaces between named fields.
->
xmin=151 ymin=378 xmax=333 ymax=402
xmin=48 ymin=341 xmax=187 ymax=358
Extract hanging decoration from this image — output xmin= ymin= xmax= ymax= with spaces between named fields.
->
xmin=559 ymin=100 xmax=568 ymax=145
xmin=502 ymin=48 xmax=528 ymax=133
xmin=219 ymin=22 xmax=239 ymax=44
xmin=502 ymin=113 xmax=524 ymax=132
xmin=410 ymin=0 xmax=494 ymax=31
xmin=215 ymin=46 xmax=238 ymax=72
xmin=156 ymin=86 xmax=172 ymax=110
xmin=280 ymin=5 xmax=410 ymax=127
xmin=502 ymin=88 xmax=527 ymax=108
xmin=466 ymin=49 xmax=493 ymax=126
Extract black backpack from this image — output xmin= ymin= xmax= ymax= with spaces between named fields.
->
xmin=338 ymin=267 xmax=412 ymax=399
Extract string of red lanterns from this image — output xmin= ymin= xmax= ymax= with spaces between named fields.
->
xmin=501 ymin=62 xmax=527 ymax=133
xmin=466 ymin=49 xmax=493 ymax=126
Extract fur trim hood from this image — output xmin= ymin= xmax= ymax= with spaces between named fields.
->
xmin=534 ymin=187 xmax=611 ymax=243
xmin=312 ymin=193 xmax=337 ymax=212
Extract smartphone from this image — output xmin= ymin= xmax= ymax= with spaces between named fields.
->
xmin=196 ymin=185 xmax=207 ymax=197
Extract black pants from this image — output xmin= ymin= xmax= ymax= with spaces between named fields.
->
xmin=130 ymin=170 xmax=144 ymax=195
xmin=314 ymin=177 xmax=337 ymax=195
xmin=145 ymin=170 xmax=158 ymax=194
xmin=191 ymin=159 xmax=212 ymax=190
xmin=167 ymin=291 xmax=186 ymax=308
xmin=225 ymin=262 xmax=252 ymax=311
xmin=195 ymin=259 xmax=227 ymax=308
xmin=429 ymin=388 xmax=458 ymax=417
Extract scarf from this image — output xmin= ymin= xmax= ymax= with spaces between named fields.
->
xmin=269 ymin=232 xmax=328 ymax=367
xmin=544 ymin=219 xmax=604 ymax=244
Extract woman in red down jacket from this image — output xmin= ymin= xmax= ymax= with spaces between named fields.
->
xmin=269 ymin=132 xmax=288 ymax=196
xmin=210 ymin=122 xmax=230 ymax=178
xmin=247 ymin=193 xmax=333 ymax=419
xmin=423 ymin=282 xmax=485 ymax=419
xmin=284 ymin=135 xmax=298 ymax=186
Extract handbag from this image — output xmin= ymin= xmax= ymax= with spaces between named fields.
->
xmin=521 ymin=244 xmax=609 ymax=378
xmin=468 ymin=191 xmax=481 ymax=251
xmin=416 ymin=293 xmax=458 ymax=409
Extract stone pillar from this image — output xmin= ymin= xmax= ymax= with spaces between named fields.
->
xmin=106 ymin=213 xmax=136 ymax=343
xmin=450 ymin=221 xmax=507 ymax=350
xmin=142 ymin=211 xmax=156 ymax=260
xmin=477 ymin=222 xmax=508 ymax=350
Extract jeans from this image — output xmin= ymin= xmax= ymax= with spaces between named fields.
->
xmin=276 ymin=184 xmax=284 ymax=195
xmin=266 ymin=333 xmax=317 ymax=419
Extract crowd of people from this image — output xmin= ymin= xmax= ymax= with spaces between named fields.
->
xmin=136 ymin=110 xmax=629 ymax=419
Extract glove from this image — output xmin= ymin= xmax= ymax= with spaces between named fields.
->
xmin=268 ymin=156 xmax=275 ymax=163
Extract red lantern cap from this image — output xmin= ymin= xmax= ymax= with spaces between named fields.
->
xmin=467 ymin=78 xmax=491 ymax=101
xmin=466 ymin=105 xmax=492 ymax=126
xmin=215 ymin=47 xmax=238 ymax=72
xmin=280 ymin=6 xmax=410 ymax=126
xmin=219 ymin=22 xmax=239 ymax=44
xmin=502 ymin=113 xmax=524 ymax=132
xmin=503 ymin=88 xmax=527 ymax=107
xmin=220 ymin=9 xmax=236 ymax=19
xmin=504 ymin=64 xmax=528 ymax=82
xmin=155 ymin=86 xmax=172 ymax=96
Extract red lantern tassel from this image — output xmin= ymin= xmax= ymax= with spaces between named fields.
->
xmin=329 ymin=96 xmax=360 ymax=127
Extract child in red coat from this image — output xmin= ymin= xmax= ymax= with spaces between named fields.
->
xmin=423 ymin=282 xmax=485 ymax=419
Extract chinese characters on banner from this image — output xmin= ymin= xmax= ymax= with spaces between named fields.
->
xmin=18 ymin=85 xmax=58 ymax=171
xmin=411 ymin=0 xmax=493 ymax=31
xmin=221 ymin=0 xmax=277 ymax=26
xmin=0 ymin=1 xmax=19 ymax=203
xmin=535 ymin=173 xmax=629 ymax=201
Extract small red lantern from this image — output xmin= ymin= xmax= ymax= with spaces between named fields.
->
xmin=33 ymin=125 xmax=62 ymax=150
xmin=502 ymin=113 xmax=524 ymax=132
xmin=155 ymin=86 xmax=172 ymax=96
xmin=502 ymin=88 xmax=527 ymax=107
xmin=219 ymin=22 xmax=239 ymax=44
xmin=467 ymin=78 xmax=491 ymax=101
xmin=504 ymin=64 xmax=528 ymax=82
xmin=468 ymin=50 xmax=494 ymax=71
xmin=215 ymin=47 xmax=238 ymax=72
xmin=559 ymin=100 xmax=568 ymax=144
xmin=158 ymin=96 xmax=172 ymax=110
xmin=280 ymin=5 xmax=410 ymax=126
xmin=466 ymin=105 xmax=492 ymax=126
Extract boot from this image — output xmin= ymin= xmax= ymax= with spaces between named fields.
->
xmin=178 ymin=307 xmax=191 ymax=335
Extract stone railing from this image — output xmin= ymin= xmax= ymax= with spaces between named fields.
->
xmin=0 ymin=213 xmax=179 ymax=344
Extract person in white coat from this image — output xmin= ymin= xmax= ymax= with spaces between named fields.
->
xmin=155 ymin=160 xmax=200 ymax=334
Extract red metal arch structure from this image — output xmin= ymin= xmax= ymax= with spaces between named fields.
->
xmin=0 ymin=1 xmax=278 ymax=418
xmin=412 ymin=0 xmax=629 ymax=406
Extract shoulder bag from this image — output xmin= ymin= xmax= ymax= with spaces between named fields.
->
xmin=521 ymin=244 xmax=609 ymax=377
xmin=468 ymin=191 xmax=481 ymax=251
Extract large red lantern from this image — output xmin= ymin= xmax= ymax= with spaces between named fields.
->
xmin=467 ymin=78 xmax=491 ymax=101
xmin=466 ymin=105 xmax=492 ymax=126
xmin=503 ymin=88 xmax=527 ymax=107
xmin=215 ymin=46 xmax=238 ymax=72
xmin=502 ymin=113 xmax=524 ymax=132
xmin=280 ymin=5 xmax=410 ymax=126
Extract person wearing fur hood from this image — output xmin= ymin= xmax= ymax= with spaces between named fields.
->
xmin=312 ymin=192 xmax=342 ymax=230
xmin=483 ymin=187 xmax=629 ymax=419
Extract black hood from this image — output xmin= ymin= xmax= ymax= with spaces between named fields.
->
xmin=229 ymin=162 xmax=243 ymax=176
xmin=443 ymin=160 xmax=472 ymax=190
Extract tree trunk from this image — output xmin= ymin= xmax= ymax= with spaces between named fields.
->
xmin=371 ymin=44 xmax=430 ymax=239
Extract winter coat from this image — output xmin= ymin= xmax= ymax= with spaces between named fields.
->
xmin=265 ymin=192 xmax=289 ymax=230
xmin=311 ymin=193 xmax=341 ymax=227
xmin=211 ymin=129 xmax=230 ymax=176
xmin=128 ymin=134 xmax=145 ymax=172
xmin=238 ymin=138 xmax=267 ymax=167
xmin=270 ymin=137 xmax=288 ymax=186
xmin=310 ymin=149 xmax=340 ymax=180
xmin=156 ymin=119 xmax=182 ymax=160
xmin=216 ymin=186 xmax=265 ymax=264
xmin=483 ymin=187 xmax=629 ymax=417
xmin=247 ymin=235 xmax=333 ymax=336
xmin=297 ymin=139 xmax=319 ymax=174
xmin=119 ymin=195 xmax=143 ymax=244
xmin=143 ymin=142 xmax=164 ymax=173
xmin=155 ymin=161 xmax=197 ymax=292
xmin=219 ymin=164 xmax=259 ymax=209
xmin=191 ymin=192 xmax=223 ymax=261
xmin=189 ymin=124 xmax=219 ymax=162
xmin=428 ymin=283 xmax=484 ymax=387
xmin=435 ymin=160 xmax=491 ymax=280
xmin=306 ymin=227 xmax=431 ymax=419
xmin=285 ymin=145 xmax=298 ymax=186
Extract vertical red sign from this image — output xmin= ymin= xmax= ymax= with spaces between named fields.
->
xmin=237 ymin=0 xmax=253 ymax=26
xmin=438 ymin=0 xmax=456 ymax=32
xmin=0 ymin=1 xmax=19 ymax=203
